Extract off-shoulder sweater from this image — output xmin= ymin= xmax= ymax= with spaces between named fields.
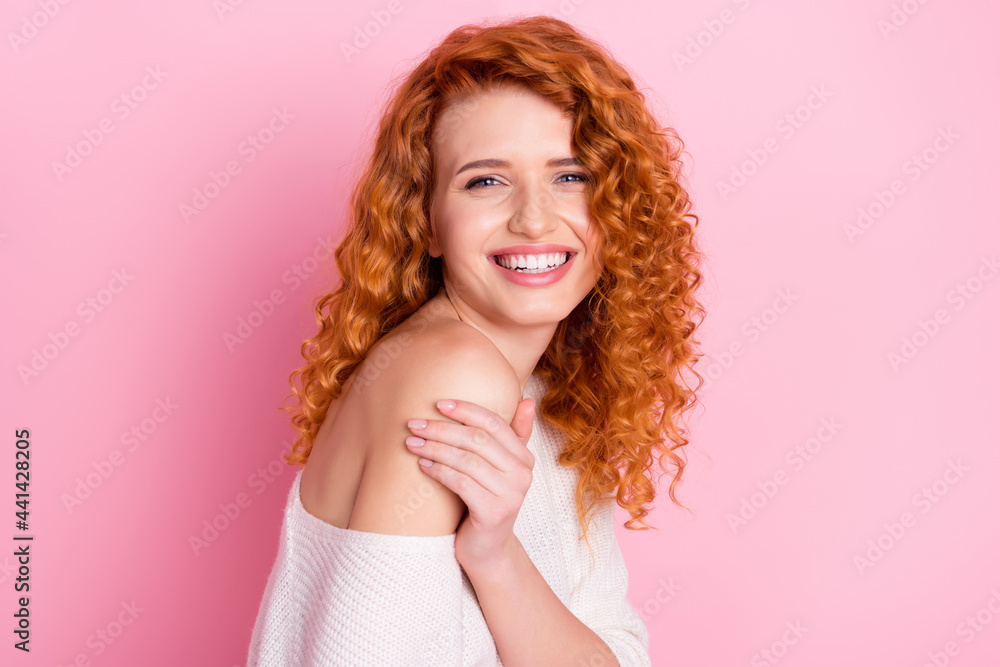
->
xmin=247 ymin=371 xmax=650 ymax=666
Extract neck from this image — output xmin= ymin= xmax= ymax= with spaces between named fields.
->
xmin=433 ymin=286 xmax=556 ymax=394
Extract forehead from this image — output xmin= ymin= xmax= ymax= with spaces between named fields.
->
xmin=432 ymin=87 xmax=575 ymax=170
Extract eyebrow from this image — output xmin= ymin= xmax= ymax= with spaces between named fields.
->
xmin=455 ymin=157 xmax=583 ymax=176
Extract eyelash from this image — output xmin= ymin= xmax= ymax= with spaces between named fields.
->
xmin=464 ymin=173 xmax=589 ymax=190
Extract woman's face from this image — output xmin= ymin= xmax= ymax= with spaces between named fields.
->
xmin=428 ymin=86 xmax=602 ymax=328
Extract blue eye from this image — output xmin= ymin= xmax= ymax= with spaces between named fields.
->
xmin=465 ymin=173 xmax=588 ymax=189
xmin=465 ymin=176 xmax=501 ymax=189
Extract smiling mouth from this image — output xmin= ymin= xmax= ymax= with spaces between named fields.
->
xmin=491 ymin=252 xmax=575 ymax=273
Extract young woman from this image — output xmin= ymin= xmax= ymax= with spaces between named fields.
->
xmin=248 ymin=15 xmax=704 ymax=667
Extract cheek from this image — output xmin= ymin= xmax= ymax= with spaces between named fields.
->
xmin=435 ymin=216 xmax=482 ymax=259
xmin=574 ymin=208 xmax=600 ymax=249
xmin=444 ymin=203 xmax=494 ymax=241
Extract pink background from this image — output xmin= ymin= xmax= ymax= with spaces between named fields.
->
xmin=3 ymin=1 xmax=999 ymax=665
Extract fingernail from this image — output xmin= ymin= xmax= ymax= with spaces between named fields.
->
xmin=418 ymin=457 xmax=433 ymax=467
xmin=405 ymin=436 xmax=425 ymax=448
xmin=407 ymin=419 xmax=427 ymax=429
xmin=437 ymin=399 xmax=456 ymax=411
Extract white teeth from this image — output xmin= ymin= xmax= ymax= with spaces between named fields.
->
xmin=494 ymin=252 xmax=569 ymax=273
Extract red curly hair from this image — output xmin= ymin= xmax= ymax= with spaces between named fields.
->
xmin=283 ymin=15 xmax=706 ymax=547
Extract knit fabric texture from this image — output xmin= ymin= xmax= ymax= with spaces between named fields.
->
xmin=247 ymin=371 xmax=650 ymax=666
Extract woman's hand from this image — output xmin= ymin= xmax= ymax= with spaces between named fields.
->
xmin=404 ymin=397 xmax=536 ymax=572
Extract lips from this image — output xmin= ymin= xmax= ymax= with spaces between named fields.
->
xmin=490 ymin=247 xmax=578 ymax=286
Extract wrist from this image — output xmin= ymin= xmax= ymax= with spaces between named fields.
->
xmin=459 ymin=536 xmax=523 ymax=582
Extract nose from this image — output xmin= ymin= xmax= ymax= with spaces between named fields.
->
xmin=509 ymin=180 xmax=559 ymax=235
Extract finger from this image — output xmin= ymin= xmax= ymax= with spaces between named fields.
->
xmin=511 ymin=398 xmax=535 ymax=446
xmin=434 ymin=399 xmax=532 ymax=462
xmin=409 ymin=419 xmax=520 ymax=473
xmin=413 ymin=450 xmax=504 ymax=505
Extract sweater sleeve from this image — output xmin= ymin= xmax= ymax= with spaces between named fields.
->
xmin=247 ymin=474 xmax=467 ymax=667
xmin=568 ymin=498 xmax=651 ymax=667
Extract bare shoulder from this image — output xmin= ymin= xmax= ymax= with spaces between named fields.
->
xmin=346 ymin=319 xmax=522 ymax=536
xmin=373 ymin=318 xmax=522 ymax=424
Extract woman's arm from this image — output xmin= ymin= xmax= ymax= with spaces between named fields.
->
xmin=463 ymin=537 xmax=621 ymax=667
xmin=383 ymin=325 xmax=647 ymax=664
xmin=566 ymin=498 xmax=651 ymax=667
xmin=247 ymin=472 xmax=469 ymax=666
xmin=250 ymin=330 xmax=522 ymax=665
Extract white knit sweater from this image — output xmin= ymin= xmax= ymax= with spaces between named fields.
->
xmin=247 ymin=371 xmax=650 ymax=666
